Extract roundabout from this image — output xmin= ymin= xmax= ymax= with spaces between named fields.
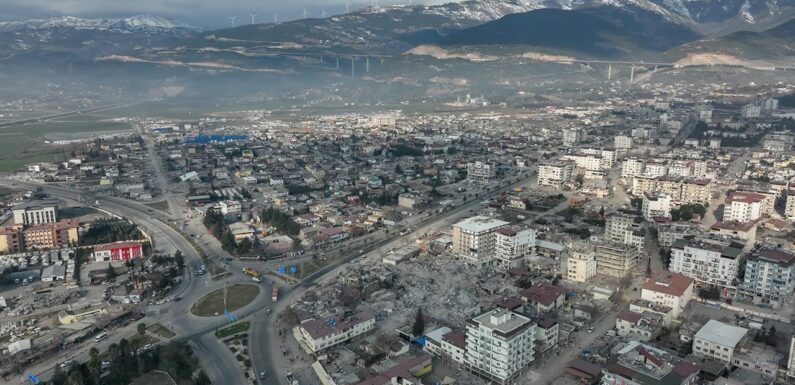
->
xmin=190 ymin=283 xmax=261 ymax=317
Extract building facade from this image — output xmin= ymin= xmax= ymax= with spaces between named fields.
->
xmin=452 ymin=216 xmax=509 ymax=267
xmin=465 ymin=309 xmax=536 ymax=384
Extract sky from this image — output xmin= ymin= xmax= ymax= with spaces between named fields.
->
xmin=0 ymin=0 xmax=448 ymax=28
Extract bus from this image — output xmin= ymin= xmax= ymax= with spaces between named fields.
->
xmin=272 ymin=286 xmax=279 ymax=302
xmin=94 ymin=331 xmax=109 ymax=343
xmin=243 ymin=267 xmax=262 ymax=278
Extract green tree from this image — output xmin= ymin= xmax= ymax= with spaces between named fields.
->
xmin=193 ymin=370 xmax=212 ymax=385
xmin=106 ymin=264 xmax=117 ymax=280
xmin=137 ymin=323 xmax=147 ymax=336
xmin=412 ymin=308 xmax=425 ymax=337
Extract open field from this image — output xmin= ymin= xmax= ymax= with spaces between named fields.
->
xmin=0 ymin=118 xmax=133 ymax=173
xmin=191 ymin=284 xmax=260 ymax=317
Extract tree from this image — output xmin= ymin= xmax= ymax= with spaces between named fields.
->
xmin=412 ymin=308 xmax=425 ymax=337
xmin=137 ymin=323 xmax=147 ymax=336
xmin=106 ymin=264 xmax=117 ymax=280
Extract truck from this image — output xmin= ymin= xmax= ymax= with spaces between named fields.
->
xmin=243 ymin=267 xmax=262 ymax=279
xmin=272 ymin=286 xmax=279 ymax=302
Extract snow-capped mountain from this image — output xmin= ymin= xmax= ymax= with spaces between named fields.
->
xmin=0 ymin=15 xmax=195 ymax=33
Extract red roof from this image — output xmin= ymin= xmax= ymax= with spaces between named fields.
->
xmin=496 ymin=227 xmax=517 ymax=236
xmin=642 ymin=271 xmax=693 ymax=297
xmin=94 ymin=241 xmax=143 ymax=252
xmin=442 ymin=330 xmax=467 ymax=349
xmin=727 ymin=191 xmax=766 ymax=204
xmin=300 ymin=311 xmax=374 ymax=340
xmin=521 ymin=283 xmax=565 ymax=306
xmin=618 ymin=311 xmax=643 ymax=324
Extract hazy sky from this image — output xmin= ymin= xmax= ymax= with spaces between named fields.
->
xmin=0 ymin=0 xmax=447 ymax=28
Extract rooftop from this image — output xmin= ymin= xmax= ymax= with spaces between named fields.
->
xmin=695 ymin=320 xmax=747 ymax=348
xmin=300 ymin=310 xmax=374 ymax=340
xmin=470 ymin=309 xmax=533 ymax=338
xmin=642 ymin=271 xmax=693 ymax=297
xmin=605 ymin=341 xmax=700 ymax=385
xmin=453 ymin=215 xmax=508 ymax=233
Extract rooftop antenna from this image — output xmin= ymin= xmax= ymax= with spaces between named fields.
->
xmin=250 ymin=13 xmax=257 ymax=24
xmin=228 ymin=16 xmax=236 ymax=28
xmin=303 ymin=8 xmax=308 ymax=19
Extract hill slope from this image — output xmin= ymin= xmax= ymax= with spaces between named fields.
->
xmin=435 ymin=7 xmax=699 ymax=59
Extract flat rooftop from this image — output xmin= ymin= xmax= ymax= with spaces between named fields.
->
xmin=695 ymin=320 xmax=747 ymax=348
xmin=453 ymin=215 xmax=508 ymax=233
xmin=470 ymin=309 xmax=533 ymax=338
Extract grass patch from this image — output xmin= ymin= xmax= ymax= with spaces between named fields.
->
xmin=147 ymin=323 xmax=176 ymax=339
xmin=191 ymin=284 xmax=260 ymax=317
xmin=215 ymin=322 xmax=250 ymax=338
xmin=129 ymin=334 xmax=160 ymax=348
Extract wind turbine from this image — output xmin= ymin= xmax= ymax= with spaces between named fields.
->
xmin=303 ymin=8 xmax=308 ymax=19
xmin=228 ymin=16 xmax=237 ymax=28
xmin=321 ymin=10 xmax=328 ymax=17
xmin=250 ymin=13 xmax=257 ymax=24
xmin=274 ymin=14 xmax=278 ymax=23
xmin=345 ymin=0 xmax=350 ymax=13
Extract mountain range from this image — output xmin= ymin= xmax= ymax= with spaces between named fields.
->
xmin=0 ymin=0 xmax=794 ymax=89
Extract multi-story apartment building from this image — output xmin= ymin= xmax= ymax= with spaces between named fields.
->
xmin=741 ymin=246 xmax=795 ymax=307
xmin=297 ymin=311 xmax=376 ymax=353
xmin=640 ymin=271 xmax=694 ymax=319
xmin=656 ymin=223 xmax=702 ymax=248
xmin=452 ymin=216 xmax=509 ymax=267
xmin=493 ymin=226 xmax=535 ymax=268
xmin=465 ymin=309 xmax=536 ymax=384
xmin=604 ymin=212 xmax=644 ymax=251
xmin=614 ymin=135 xmax=632 ymax=150
xmin=680 ymin=179 xmax=711 ymax=204
xmin=0 ymin=226 xmax=23 ymax=253
xmin=642 ymin=192 xmax=672 ymax=221
xmin=595 ymin=243 xmax=638 ymax=278
xmin=723 ymin=191 xmax=766 ymax=223
xmin=693 ymin=320 xmax=748 ymax=363
xmin=644 ymin=162 xmax=667 ymax=178
xmin=567 ymin=249 xmax=597 ymax=283
xmin=786 ymin=189 xmax=795 ymax=221
xmin=621 ymin=158 xmax=645 ymax=183
xmin=631 ymin=175 xmax=657 ymax=197
xmin=12 ymin=200 xmax=59 ymax=226
xmin=562 ymin=128 xmax=586 ymax=146
xmin=538 ymin=161 xmax=574 ymax=189
xmin=602 ymin=341 xmax=700 ymax=385
xmin=467 ymin=161 xmax=496 ymax=184
xmin=562 ymin=154 xmax=604 ymax=171
xmin=669 ymin=237 xmax=744 ymax=293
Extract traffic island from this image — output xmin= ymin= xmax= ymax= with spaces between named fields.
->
xmin=190 ymin=284 xmax=261 ymax=317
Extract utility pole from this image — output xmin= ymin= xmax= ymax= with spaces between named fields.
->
xmin=630 ymin=65 xmax=635 ymax=84
xmin=336 ymin=56 xmax=340 ymax=70
xmin=351 ymin=56 xmax=355 ymax=78
xmin=366 ymin=56 xmax=370 ymax=73
xmin=607 ymin=63 xmax=612 ymax=81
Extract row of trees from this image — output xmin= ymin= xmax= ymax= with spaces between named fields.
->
xmin=49 ymin=340 xmax=209 ymax=385
xmin=80 ymin=219 xmax=144 ymax=246
xmin=260 ymin=208 xmax=301 ymax=236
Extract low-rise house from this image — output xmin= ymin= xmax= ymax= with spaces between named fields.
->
xmin=693 ymin=320 xmax=748 ymax=363
xmin=521 ymin=283 xmax=566 ymax=313
xmin=296 ymin=311 xmax=376 ymax=353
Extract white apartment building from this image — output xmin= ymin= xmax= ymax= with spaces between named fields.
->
xmin=538 ymin=161 xmax=574 ymax=189
xmin=296 ymin=311 xmax=376 ymax=353
xmin=642 ymin=193 xmax=672 ymax=221
xmin=561 ymin=154 xmax=604 ymax=171
xmin=604 ymin=213 xmax=644 ymax=251
xmin=693 ymin=320 xmax=748 ymax=363
xmin=467 ymin=161 xmax=496 ymax=184
xmin=669 ymin=237 xmax=743 ymax=292
xmin=424 ymin=327 xmax=467 ymax=365
xmin=723 ymin=191 xmax=766 ymax=223
xmin=567 ymin=249 xmax=597 ymax=282
xmin=614 ymin=135 xmax=632 ymax=150
xmin=667 ymin=161 xmax=692 ymax=178
xmin=621 ymin=158 xmax=645 ymax=183
xmin=452 ymin=216 xmax=509 ymax=267
xmin=465 ymin=309 xmax=536 ymax=384
xmin=641 ymin=271 xmax=694 ymax=319
xmin=644 ymin=162 xmax=667 ymax=178
xmin=494 ymin=227 xmax=535 ymax=268
xmin=742 ymin=246 xmax=795 ymax=306
xmin=218 ymin=200 xmax=242 ymax=215
xmin=12 ymin=200 xmax=59 ymax=226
